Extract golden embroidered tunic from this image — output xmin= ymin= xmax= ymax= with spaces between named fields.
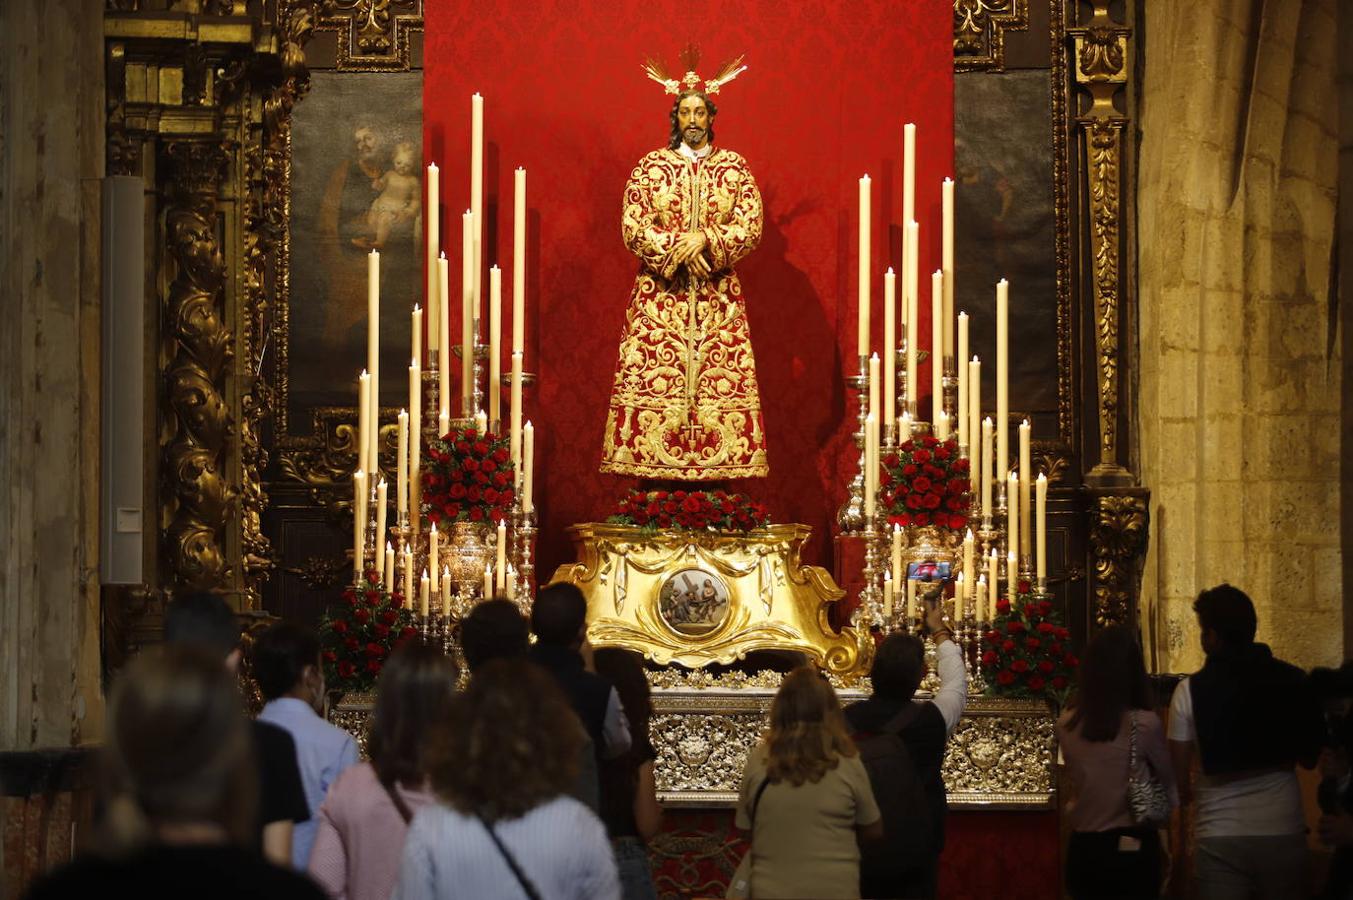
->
xmin=600 ymin=146 xmax=769 ymax=480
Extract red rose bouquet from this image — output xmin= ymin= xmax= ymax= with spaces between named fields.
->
xmin=881 ymin=435 xmax=971 ymax=532
xmin=607 ymin=489 xmax=771 ymax=533
xmin=320 ymin=569 xmax=419 ymax=694
xmin=981 ymin=583 xmax=1078 ymax=705
xmin=421 ymin=426 xmax=516 ymax=525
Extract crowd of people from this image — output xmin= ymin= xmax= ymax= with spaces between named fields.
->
xmin=20 ymin=583 xmax=1353 ymax=899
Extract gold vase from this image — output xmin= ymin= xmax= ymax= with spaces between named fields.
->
xmin=442 ymin=520 xmax=494 ymax=588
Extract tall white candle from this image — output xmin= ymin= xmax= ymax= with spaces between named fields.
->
xmin=402 ymin=548 xmax=413 ymax=605
xmin=955 ymin=572 xmax=965 ymax=622
xmin=352 ymin=469 xmax=366 ymax=579
xmin=868 ymin=353 xmax=880 ymax=424
xmin=483 ymin=563 xmax=493 ymax=600
xmin=883 ymin=269 xmax=897 ymax=428
xmin=901 ymin=410 xmax=912 ymax=442
xmin=495 ymin=521 xmax=507 ymax=593
xmin=408 ymin=361 xmax=421 ymax=536
xmin=510 ymin=351 xmax=523 ymax=484
xmin=471 ymin=94 xmax=484 ymax=335
xmin=411 ymin=304 xmax=423 ymax=369
xmin=981 ymin=417 xmax=994 ymax=518
xmin=987 ymin=549 xmax=998 ymax=621
xmin=864 ymin=412 xmax=878 ymax=520
xmin=883 ymin=574 xmax=894 ymax=620
xmin=429 ymin=522 xmax=439 ymax=592
xmin=935 ymin=410 xmax=949 ymax=441
xmin=396 ymin=410 xmax=409 ymax=520
xmin=931 ymin=269 xmax=943 ymax=425
xmin=1007 ymin=471 xmax=1020 ymax=576
xmin=858 ymin=175 xmax=871 ymax=358
xmin=1008 ymin=548 xmax=1018 ymax=602
xmin=957 ymin=313 xmax=969 ymax=446
xmin=357 ymin=371 xmax=371 ymax=477
xmin=522 ymin=420 xmax=535 ymax=513
xmin=1019 ymin=419 xmax=1032 ymax=557
xmin=419 ymin=571 xmax=429 ymax=619
xmin=438 ymin=254 xmax=451 ymax=421
xmin=902 ymin=123 xmax=916 ymax=234
xmin=385 ymin=542 xmax=395 ymax=591
xmin=426 ymin=163 xmax=439 ymax=352
xmin=489 ymin=266 xmax=502 ymax=428
xmin=513 ymin=168 xmax=527 ymax=354
xmin=962 ymin=529 xmax=975 ymax=594
xmin=905 ymin=222 xmax=919 ymax=414
xmin=375 ymin=480 xmax=388 ymax=575
xmin=1036 ymin=473 xmax=1048 ymax=582
xmin=976 ymin=574 xmax=987 ymax=624
xmin=891 ymin=525 xmax=903 ymax=586
xmin=442 ymin=566 xmax=452 ymax=617
xmin=461 ymin=210 xmax=474 ymax=417
xmin=996 ymin=278 xmax=1009 ymax=478
xmin=942 ymin=177 xmax=955 ymax=360
xmin=969 ymin=357 xmax=982 ymax=494
xmin=367 ymin=251 xmax=380 ymax=470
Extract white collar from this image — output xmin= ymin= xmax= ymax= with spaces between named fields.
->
xmin=677 ymin=142 xmax=713 ymax=162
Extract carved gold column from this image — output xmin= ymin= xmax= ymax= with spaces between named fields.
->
xmin=1068 ymin=2 xmax=1149 ymax=631
xmin=161 ymin=140 xmax=236 ymax=592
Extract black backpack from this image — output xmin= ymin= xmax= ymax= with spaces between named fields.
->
xmin=856 ymin=703 xmax=935 ymax=879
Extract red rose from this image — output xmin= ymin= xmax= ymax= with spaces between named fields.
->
xmin=484 ymin=488 xmax=500 ymax=504
xmin=1056 ymin=626 xmax=1070 ymax=640
xmin=365 ymin=642 xmax=384 ymax=657
xmin=923 ymin=492 xmax=942 ymax=509
xmin=381 ymin=608 xmax=399 ymax=625
xmin=374 ymin=623 xmax=390 ymax=638
xmin=905 ymin=493 xmax=922 ymax=510
xmin=912 ymin=449 xmax=932 ymax=464
xmin=657 ymin=514 xmax=672 ymax=528
xmin=996 ymin=599 xmax=1011 ymax=614
xmin=981 ymin=650 xmax=997 ymax=667
xmin=1006 ymin=620 xmax=1025 ymax=635
xmin=449 ymin=483 xmax=467 ymax=499
xmin=954 ymin=458 xmax=970 ymax=473
xmin=1038 ymin=601 xmax=1053 ymax=616
xmin=400 ymin=626 xmax=417 ymax=638
xmin=353 ymin=608 xmax=370 ymax=623
xmin=1065 ymin=653 xmax=1080 ymax=668
xmin=467 ymin=486 xmax=482 ymax=502
xmin=1027 ymin=675 xmax=1046 ymax=692
xmin=922 ymin=436 xmax=938 ymax=448
xmin=365 ymin=569 xmax=381 ymax=586
xmin=1037 ymin=660 xmax=1055 ymax=674
xmin=1025 ymin=637 xmax=1041 ymax=651
xmin=322 ymin=650 xmax=337 ymax=663
xmin=654 ymin=490 xmax=669 ymax=500
xmin=482 ymin=459 xmax=497 ymax=473
xmin=997 ymin=670 xmax=1015 ymax=686
xmin=454 ymin=440 xmax=470 ymax=454
xmin=682 ymin=495 xmax=702 ymax=513
xmin=343 ymin=589 xmax=358 ymax=607
xmin=331 ymin=619 xmax=348 ymax=633
xmin=935 ymin=445 xmax=952 ymax=460
xmin=1011 ymin=659 xmax=1029 ymax=673
xmin=914 ymin=512 xmax=930 ymax=526
xmin=494 ymin=448 xmax=509 ymax=463
xmin=902 ymin=464 xmax=919 ymax=476
xmin=344 ymin=637 xmax=359 ymax=651
xmin=985 ymin=630 xmax=1000 ymax=643
xmin=367 ymin=660 xmax=383 ymax=675
xmin=1017 ymin=579 xmax=1031 ymax=594
xmin=469 ymin=507 xmax=484 ymax=521
xmin=1052 ymin=676 xmax=1068 ymax=690
xmin=367 ymin=591 xmax=383 ymax=608
xmin=493 ymin=472 xmax=510 ymax=487
xmin=883 ymin=453 xmax=900 ymax=468
xmin=912 ymin=476 xmax=933 ymax=493
xmin=1001 ymin=639 xmax=1016 ymax=653
xmin=1037 ymin=621 xmax=1055 ymax=634
xmin=338 ymin=661 xmax=356 ymax=678
xmin=444 ymin=502 xmax=461 ymax=518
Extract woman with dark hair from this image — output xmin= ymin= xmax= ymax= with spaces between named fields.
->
xmin=593 ymin=648 xmax=663 ymax=900
xmin=308 ymin=641 xmax=455 ymax=900
xmin=730 ymin=667 xmax=882 ymax=899
xmin=394 ymin=659 xmax=619 ymax=899
xmin=1058 ymin=625 xmax=1177 ymax=898
xmin=25 ymin=647 xmax=325 ymax=900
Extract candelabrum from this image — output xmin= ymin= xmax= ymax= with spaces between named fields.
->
xmin=512 ymin=502 xmax=537 ymax=611
xmin=857 ymin=515 xmax=884 ymax=629
xmin=941 ymin=356 xmax=958 ymax=424
xmin=835 ymin=355 xmax=870 ymax=533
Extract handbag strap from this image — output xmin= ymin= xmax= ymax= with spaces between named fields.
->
xmin=748 ymin=777 xmax=771 ymax=825
xmin=378 ymin=774 xmax=414 ymax=825
xmin=479 ymin=814 xmax=543 ymax=900
xmin=1128 ymin=710 xmax=1140 ymax=771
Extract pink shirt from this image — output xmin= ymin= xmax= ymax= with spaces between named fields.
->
xmin=1057 ymin=709 xmax=1177 ymax=832
xmin=307 ymin=762 xmax=435 ymax=900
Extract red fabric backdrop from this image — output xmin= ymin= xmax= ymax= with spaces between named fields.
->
xmin=425 ymin=1 xmax=954 ymax=578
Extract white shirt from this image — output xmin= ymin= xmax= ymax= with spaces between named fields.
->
xmin=394 ymin=796 xmax=619 ymax=900
xmin=1167 ymin=677 xmax=1305 ymax=838
xmin=931 ymin=640 xmax=968 ymax=735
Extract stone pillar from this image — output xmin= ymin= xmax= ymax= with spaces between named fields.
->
xmin=1137 ymin=0 xmax=1341 ymax=671
xmin=0 ymin=0 xmax=105 ymax=752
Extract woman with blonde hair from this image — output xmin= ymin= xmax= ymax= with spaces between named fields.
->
xmin=729 ymin=667 xmax=883 ymax=899
xmin=25 ymin=647 xmax=325 ymax=899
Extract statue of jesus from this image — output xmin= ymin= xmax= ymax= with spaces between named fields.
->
xmin=600 ymin=52 xmax=768 ymax=480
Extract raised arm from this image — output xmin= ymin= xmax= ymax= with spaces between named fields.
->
xmin=702 ymin=158 xmax=762 ymax=273
xmin=621 ymin=158 xmax=681 ymax=280
xmin=925 ymin=598 xmax=968 ymax=734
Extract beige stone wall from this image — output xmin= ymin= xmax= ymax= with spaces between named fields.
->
xmin=0 ymin=0 xmax=105 ymax=749
xmin=1137 ymin=0 xmax=1340 ymax=672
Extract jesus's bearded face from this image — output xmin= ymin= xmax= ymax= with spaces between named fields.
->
xmin=677 ymin=95 xmax=711 ymax=150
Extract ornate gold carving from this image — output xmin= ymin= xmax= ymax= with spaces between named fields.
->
xmin=1071 ymin=1 xmax=1134 ymax=486
xmin=161 ymin=140 xmax=237 ymax=592
xmin=941 ymin=696 xmax=1056 ymax=805
xmin=553 ymin=524 xmax=873 ymax=678
xmin=1049 ymin=0 xmax=1075 ymax=451
xmin=278 ymin=406 xmax=368 ymax=485
xmin=1088 ymin=491 xmax=1149 ymax=629
xmin=287 ymin=555 xmax=350 ymax=590
xmin=1031 ymin=443 xmax=1071 ymax=484
xmin=316 ymin=0 xmax=423 ymax=71
xmin=953 ymin=0 xmax=1028 ymax=72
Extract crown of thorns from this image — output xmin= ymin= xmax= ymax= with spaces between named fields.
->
xmin=643 ymin=44 xmax=747 ymax=96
